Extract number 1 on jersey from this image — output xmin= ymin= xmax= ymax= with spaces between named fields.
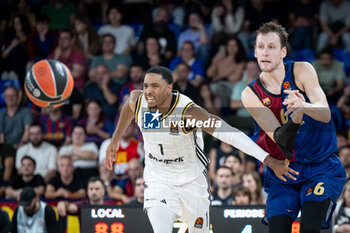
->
xmin=158 ymin=144 xmax=164 ymax=155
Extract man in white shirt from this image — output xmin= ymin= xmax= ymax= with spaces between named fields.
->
xmin=16 ymin=123 xmax=57 ymax=183
xmin=58 ymin=124 xmax=98 ymax=180
xmin=98 ymin=5 xmax=136 ymax=54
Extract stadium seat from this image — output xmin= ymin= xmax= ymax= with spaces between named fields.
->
xmin=168 ymin=23 xmax=181 ymax=40
xmin=333 ymin=49 xmax=350 ymax=77
xmin=330 ymin=105 xmax=345 ymax=130
xmin=291 ymin=48 xmax=315 ymax=63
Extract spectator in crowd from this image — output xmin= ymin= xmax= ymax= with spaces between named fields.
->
xmin=85 ymin=64 xmax=120 ymax=120
xmin=212 ymin=166 xmax=234 ymax=206
xmin=119 ymin=64 xmax=145 ymax=103
xmin=27 ymin=14 xmax=57 ymax=62
xmin=337 ymin=132 xmax=350 ymax=151
xmin=238 ymin=0 xmax=279 ymax=55
xmin=177 ymin=12 xmax=209 ymax=57
xmin=169 ymin=41 xmax=205 ymax=87
xmin=211 ymin=0 xmax=244 ymax=54
xmin=136 ymin=36 xmax=168 ymax=71
xmin=197 ymin=82 xmax=222 ymax=116
xmin=1 ymin=14 xmax=30 ymax=85
xmin=109 ymin=158 xmax=144 ymax=203
xmin=0 ymin=143 xmax=15 ymax=197
xmin=57 ymin=176 xmax=106 ymax=223
xmin=208 ymin=141 xmax=238 ymax=181
xmin=212 ymin=0 xmax=244 ymax=35
xmin=73 ymin=15 xmax=100 ymax=60
xmin=0 ymin=86 xmax=32 ymax=148
xmin=139 ymin=7 xmax=177 ymax=60
xmin=287 ymin=0 xmax=318 ymax=50
xmin=207 ymin=36 xmax=246 ymax=107
xmin=99 ymin=124 xmax=144 ymax=177
xmin=125 ymin=176 xmax=145 ymax=207
xmin=49 ymin=29 xmax=87 ymax=91
xmin=312 ymin=48 xmax=346 ymax=101
xmin=0 ymin=209 xmax=10 ymax=233
xmin=40 ymin=107 xmax=72 ymax=147
xmin=14 ymin=0 xmax=36 ymax=26
xmin=242 ymin=171 xmax=265 ymax=205
xmin=78 ymin=100 xmax=110 ymax=146
xmin=339 ymin=145 xmax=350 ymax=180
xmin=228 ymin=59 xmax=259 ymax=133
xmin=40 ymin=0 xmax=77 ymax=30
xmin=98 ymin=5 xmax=136 ymax=55
xmin=333 ymin=181 xmax=350 ymax=232
xmin=6 ymin=156 xmax=45 ymax=199
xmin=98 ymin=160 xmax=117 ymax=199
xmin=60 ymin=88 xmax=85 ymax=122
xmin=337 ymin=85 xmax=350 ymax=120
xmin=16 ymin=123 xmax=57 ymax=182
xmin=89 ymin=34 xmax=131 ymax=84
xmin=173 ymin=62 xmax=199 ymax=103
xmin=224 ymin=154 xmax=244 ymax=187
xmin=232 ymin=185 xmax=251 ymax=205
xmin=45 ymin=155 xmax=86 ymax=199
xmin=317 ymin=0 xmax=350 ymax=52
xmin=11 ymin=187 xmax=58 ymax=233
xmin=58 ymin=125 xmax=99 ymax=180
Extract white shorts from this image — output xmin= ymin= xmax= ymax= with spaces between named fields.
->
xmin=144 ymin=171 xmax=211 ymax=233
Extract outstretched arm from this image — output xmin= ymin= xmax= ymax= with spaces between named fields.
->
xmin=105 ymin=90 xmax=142 ymax=170
xmin=185 ymin=104 xmax=298 ymax=181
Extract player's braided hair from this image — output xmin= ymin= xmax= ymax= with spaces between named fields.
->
xmin=256 ymin=22 xmax=288 ymax=48
xmin=146 ymin=66 xmax=173 ymax=84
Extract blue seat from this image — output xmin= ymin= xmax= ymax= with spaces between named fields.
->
xmin=333 ymin=49 xmax=350 ymax=77
xmin=330 ymin=105 xmax=344 ymax=130
xmin=291 ymin=48 xmax=315 ymax=63
xmin=126 ymin=23 xmax=144 ymax=40
xmin=168 ymin=23 xmax=181 ymax=40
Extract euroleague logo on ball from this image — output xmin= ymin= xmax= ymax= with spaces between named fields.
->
xmin=33 ymin=89 xmax=41 ymax=97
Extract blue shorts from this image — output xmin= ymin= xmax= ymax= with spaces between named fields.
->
xmin=264 ymin=154 xmax=346 ymax=228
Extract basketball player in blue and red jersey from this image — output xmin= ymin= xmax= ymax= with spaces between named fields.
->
xmin=242 ymin=22 xmax=346 ymax=233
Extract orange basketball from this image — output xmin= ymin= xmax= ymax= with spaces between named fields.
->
xmin=24 ymin=59 xmax=74 ymax=108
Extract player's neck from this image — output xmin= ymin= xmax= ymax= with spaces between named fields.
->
xmin=260 ymin=63 xmax=285 ymax=87
xmin=150 ymin=93 xmax=173 ymax=115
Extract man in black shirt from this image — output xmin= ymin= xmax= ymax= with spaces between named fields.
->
xmin=126 ymin=176 xmax=144 ymax=207
xmin=173 ymin=62 xmax=199 ymax=103
xmin=10 ymin=187 xmax=58 ymax=233
xmin=45 ymin=155 xmax=86 ymax=199
xmin=57 ymin=176 xmax=106 ymax=226
xmin=5 ymin=156 xmax=45 ymax=199
xmin=0 ymin=209 xmax=10 ymax=233
xmin=212 ymin=166 xmax=234 ymax=206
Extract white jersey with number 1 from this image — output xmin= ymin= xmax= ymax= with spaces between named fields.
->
xmin=135 ymin=91 xmax=208 ymax=186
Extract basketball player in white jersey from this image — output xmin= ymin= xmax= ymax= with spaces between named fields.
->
xmin=105 ymin=66 xmax=298 ymax=233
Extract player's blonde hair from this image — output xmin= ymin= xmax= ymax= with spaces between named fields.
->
xmin=256 ymin=22 xmax=288 ymax=48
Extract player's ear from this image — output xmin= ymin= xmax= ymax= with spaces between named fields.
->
xmin=167 ymin=83 xmax=173 ymax=93
xmin=281 ymin=46 xmax=287 ymax=59
xmin=254 ymin=45 xmax=257 ymax=58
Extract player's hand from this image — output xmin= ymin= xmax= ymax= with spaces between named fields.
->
xmin=264 ymin=155 xmax=299 ymax=182
xmin=283 ymin=90 xmax=305 ymax=123
xmin=105 ymin=141 xmax=119 ymax=170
